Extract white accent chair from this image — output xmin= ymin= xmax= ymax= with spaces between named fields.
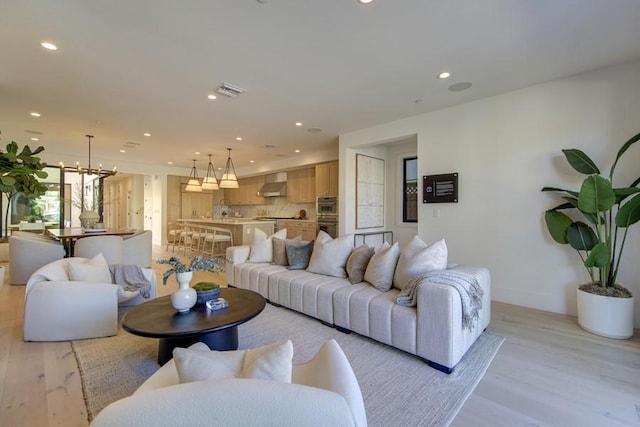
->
xmin=23 ymin=258 xmax=157 ymax=342
xmin=123 ymin=230 xmax=152 ymax=267
xmin=75 ymin=235 xmax=124 ymax=264
xmin=90 ymin=339 xmax=367 ymax=427
xmin=9 ymin=231 xmax=65 ymax=285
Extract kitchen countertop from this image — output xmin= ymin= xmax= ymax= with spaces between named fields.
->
xmin=178 ymin=218 xmax=276 ymax=225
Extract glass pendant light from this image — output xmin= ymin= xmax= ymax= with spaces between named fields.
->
xmin=201 ymin=154 xmax=219 ymax=190
xmin=184 ymin=159 xmax=202 ymax=192
xmin=219 ymin=148 xmax=239 ymax=189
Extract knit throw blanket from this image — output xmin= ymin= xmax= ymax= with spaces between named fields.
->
xmin=109 ymin=264 xmax=152 ymax=299
xmin=396 ymin=270 xmax=484 ymax=332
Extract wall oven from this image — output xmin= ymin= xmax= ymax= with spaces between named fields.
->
xmin=317 ymin=197 xmax=338 ymax=238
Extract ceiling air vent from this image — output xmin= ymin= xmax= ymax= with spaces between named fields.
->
xmin=215 ymin=82 xmax=246 ymax=98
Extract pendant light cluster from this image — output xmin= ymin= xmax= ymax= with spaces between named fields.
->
xmin=184 ymin=149 xmax=238 ymax=192
xmin=60 ymin=134 xmax=117 ymax=177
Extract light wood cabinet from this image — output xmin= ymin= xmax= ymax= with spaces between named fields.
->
xmin=287 ymin=167 xmax=316 ymax=203
xmin=315 ymin=161 xmax=338 ymax=197
xmin=225 ymin=176 xmax=265 ymax=205
xmin=278 ymin=220 xmax=317 ymax=241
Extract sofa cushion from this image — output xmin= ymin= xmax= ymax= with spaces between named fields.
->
xmin=346 ymin=245 xmax=374 ymax=284
xmin=364 ymin=242 xmax=400 ymax=292
xmin=272 ymin=235 xmax=303 ymax=266
xmin=306 ymin=231 xmax=354 ymax=278
xmin=248 ymin=228 xmax=288 ymax=263
xmin=393 ymin=236 xmax=448 ymax=290
xmin=286 ymin=240 xmax=314 ymax=270
xmin=173 ymin=340 xmax=294 ymax=384
xmin=68 ymin=253 xmax=112 ymax=283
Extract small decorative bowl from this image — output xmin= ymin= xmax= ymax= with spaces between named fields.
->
xmin=195 ymin=287 xmax=221 ymax=305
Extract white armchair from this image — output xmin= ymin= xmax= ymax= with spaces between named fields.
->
xmin=23 ymin=258 xmax=157 ymax=342
xmin=9 ymin=231 xmax=65 ymax=285
xmin=90 ymin=339 xmax=367 ymax=427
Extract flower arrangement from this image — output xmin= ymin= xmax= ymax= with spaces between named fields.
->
xmin=156 ymin=255 xmax=225 ymax=285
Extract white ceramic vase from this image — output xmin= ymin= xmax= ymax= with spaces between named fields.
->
xmin=171 ymin=271 xmax=197 ymax=313
xmin=576 ymin=288 xmax=634 ymax=339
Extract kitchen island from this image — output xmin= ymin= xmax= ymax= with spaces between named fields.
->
xmin=177 ymin=218 xmax=275 ymax=245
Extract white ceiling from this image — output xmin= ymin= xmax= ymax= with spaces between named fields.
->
xmin=1 ymin=0 xmax=640 ymax=174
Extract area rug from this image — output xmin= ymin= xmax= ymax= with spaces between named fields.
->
xmin=72 ymin=304 xmax=504 ymax=426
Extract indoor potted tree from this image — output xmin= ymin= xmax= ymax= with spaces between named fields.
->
xmin=542 ymin=131 xmax=640 ymax=339
xmin=0 ymin=141 xmax=49 ymax=241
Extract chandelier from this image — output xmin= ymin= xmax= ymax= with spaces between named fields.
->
xmin=59 ymin=134 xmax=117 ymax=177
xmin=201 ymin=154 xmax=219 ymax=190
xmin=219 ymin=148 xmax=239 ymax=189
xmin=185 ymin=159 xmax=202 ymax=192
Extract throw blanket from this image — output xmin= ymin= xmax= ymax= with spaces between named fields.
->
xmin=397 ymin=270 xmax=484 ymax=332
xmin=109 ymin=264 xmax=152 ymax=299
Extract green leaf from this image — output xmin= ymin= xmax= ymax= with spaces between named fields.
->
xmin=578 ymin=175 xmax=615 ymax=213
xmin=563 ymin=149 xmax=600 ymax=175
xmin=609 ymin=131 xmax=640 ymax=178
xmin=561 ymin=197 xmax=601 ymax=224
xmin=584 ymin=242 xmax=610 ymax=268
xmin=541 ymin=186 xmax=579 ymax=198
xmin=567 ymin=221 xmax=599 ymax=251
xmin=615 ymin=192 xmax=640 ymax=228
xmin=544 ymin=210 xmax=573 ymax=244
xmin=613 ymin=187 xmax=640 ymax=204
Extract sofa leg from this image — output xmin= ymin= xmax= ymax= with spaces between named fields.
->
xmin=320 ymin=320 xmax=334 ymax=328
xmin=426 ymin=360 xmax=453 ymax=374
xmin=335 ymin=326 xmax=352 ymax=334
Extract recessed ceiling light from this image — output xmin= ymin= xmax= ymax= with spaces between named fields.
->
xmin=438 ymin=72 xmax=451 ymax=79
xmin=358 ymin=0 xmax=373 ymax=4
xmin=195 ymin=151 xmax=200 ymax=155
xmin=120 ymin=149 xmax=126 ymax=153
xmin=295 ymin=149 xmax=300 ymax=153
xmin=250 ymin=160 xmax=255 ymax=163
xmin=30 ymin=112 xmax=41 ymax=117
xmin=143 ymin=133 xmax=151 ymax=137
xmin=41 ymin=42 xmax=57 ymax=50
xmin=30 ymin=137 xmax=39 ymax=141
xmin=168 ymin=161 xmax=173 ymax=165
xmin=236 ymin=137 xmax=242 ymax=141
xmin=207 ymin=94 xmax=217 ymax=100
xmin=295 ymin=122 xmax=302 ymax=127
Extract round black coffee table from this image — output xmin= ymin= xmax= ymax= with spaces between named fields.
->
xmin=121 ymin=288 xmax=266 ymax=365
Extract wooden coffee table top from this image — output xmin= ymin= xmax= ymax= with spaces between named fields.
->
xmin=121 ymin=288 xmax=265 ymax=339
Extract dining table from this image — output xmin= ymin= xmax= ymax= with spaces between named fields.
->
xmin=46 ymin=227 xmax=136 ymax=257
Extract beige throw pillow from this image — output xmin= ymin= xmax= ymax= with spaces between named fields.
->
xmin=306 ymin=230 xmax=354 ymax=278
xmin=272 ymin=235 xmax=303 ymax=266
xmin=346 ymin=245 xmax=374 ymax=284
xmin=68 ymin=253 xmax=112 ymax=283
xmin=248 ymin=228 xmax=288 ymax=263
xmin=173 ymin=340 xmax=294 ymax=384
xmin=393 ymin=236 xmax=448 ymax=290
xmin=364 ymin=242 xmax=400 ymax=292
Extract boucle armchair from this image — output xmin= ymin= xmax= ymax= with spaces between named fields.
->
xmin=23 ymin=257 xmax=157 ymax=341
xmin=90 ymin=339 xmax=367 ymax=427
xmin=9 ymin=231 xmax=65 ymax=285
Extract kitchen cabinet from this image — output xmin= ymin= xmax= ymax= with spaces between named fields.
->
xmin=315 ymin=161 xmax=338 ymax=197
xmin=225 ymin=176 xmax=265 ymax=205
xmin=287 ymin=167 xmax=316 ymax=203
xmin=278 ymin=220 xmax=317 ymax=241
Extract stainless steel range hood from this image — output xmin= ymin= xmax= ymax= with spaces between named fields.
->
xmin=259 ymin=172 xmax=287 ymax=197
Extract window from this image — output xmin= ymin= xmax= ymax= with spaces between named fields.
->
xmin=403 ymin=157 xmax=417 ymax=223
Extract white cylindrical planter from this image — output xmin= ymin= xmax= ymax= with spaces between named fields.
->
xmin=171 ymin=271 xmax=197 ymax=313
xmin=577 ymin=288 xmax=634 ymax=339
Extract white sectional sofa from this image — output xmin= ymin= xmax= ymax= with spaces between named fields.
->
xmin=226 ymin=233 xmax=491 ymax=373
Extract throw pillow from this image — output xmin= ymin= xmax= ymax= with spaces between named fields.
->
xmin=248 ymin=228 xmax=287 ymax=263
xmin=272 ymin=235 xmax=303 ymax=266
xmin=393 ymin=236 xmax=448 ymax=290
xmin=286 ymin=240 xmax=314 ymax=270
xmin=345 ymin=245 xmax=374 ymax=284
xmin=364 ymin=242 xmax=400 ymax=292
xmin=306 ymin=230 xmax=354 ymax=278
xmin=173 ymin=340 xmax=293 ymax=384
xmin=68 ymin=253 xmax=112 ymax=283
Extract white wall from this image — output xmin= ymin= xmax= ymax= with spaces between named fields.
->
xmin=340 ymin=60 xmax=640 ymax=327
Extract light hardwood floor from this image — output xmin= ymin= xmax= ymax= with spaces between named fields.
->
xmin=0 ymin=246 xmax=638 ymax=427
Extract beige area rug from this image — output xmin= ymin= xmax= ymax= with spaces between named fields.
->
xmin=72 ymin=303 xmax=504 ymax=426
